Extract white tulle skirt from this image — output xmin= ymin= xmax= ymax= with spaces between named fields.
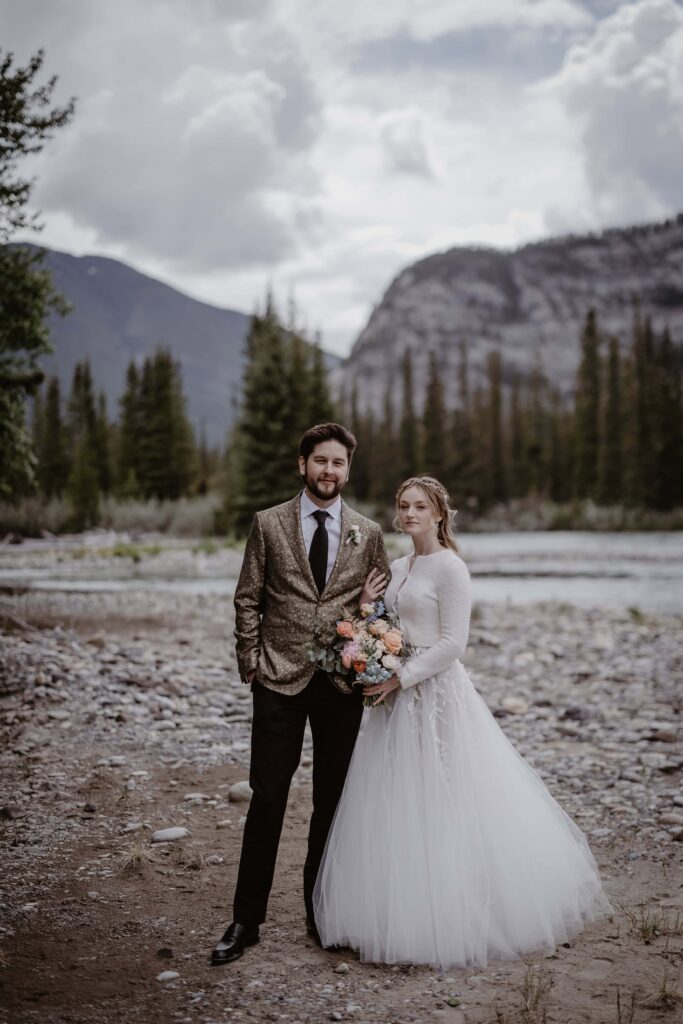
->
xmin=313 ymin=657 xmax=613 ymax=969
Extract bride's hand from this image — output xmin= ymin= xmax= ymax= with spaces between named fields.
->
xmin=363 ymin=676 xmax=400 ymax=706
xmin=359 ymin=568 xmax=387 ymax=607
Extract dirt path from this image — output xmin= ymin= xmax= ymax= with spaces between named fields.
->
xmin=1 ymin=582 xmax=682 ymax=1024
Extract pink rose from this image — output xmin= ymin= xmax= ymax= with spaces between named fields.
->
xmin=336 ymin=620 xmax=355 ymax=639
xmin=383 ymin=629 xmax=403 ymax=655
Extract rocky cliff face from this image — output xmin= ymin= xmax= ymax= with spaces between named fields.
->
xmin=338 ymin=215 xmax=683 ymax=411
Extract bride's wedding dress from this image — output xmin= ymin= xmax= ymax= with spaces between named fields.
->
xmin=313 ymin=549 xmax=612 ymax=969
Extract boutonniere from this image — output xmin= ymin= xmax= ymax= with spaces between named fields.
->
xmin=346 ymin=525 xmax=361 ymax=547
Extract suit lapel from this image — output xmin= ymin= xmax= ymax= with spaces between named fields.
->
xmin=277 ymin=493 xmax=319 ymax=594
xmin=324 ymin=500 xmax=357 ymax=592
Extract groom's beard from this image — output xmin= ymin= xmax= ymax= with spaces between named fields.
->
xmin=304 ymin=471 xmax=346 ymax=502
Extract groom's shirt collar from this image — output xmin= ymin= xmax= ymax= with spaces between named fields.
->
xmin=300 ymin=490 xmax=342 ymax=523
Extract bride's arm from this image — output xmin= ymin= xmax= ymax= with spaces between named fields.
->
xmin=398 ymin=556 xmax=471 ymax=689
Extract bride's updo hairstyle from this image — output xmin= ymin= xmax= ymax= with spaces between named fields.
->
xmin=393 ymin=475 xmax=460 ymax=554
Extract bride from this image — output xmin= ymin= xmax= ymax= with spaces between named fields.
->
xmin=313 ymin=476 xmax=612 ymax=969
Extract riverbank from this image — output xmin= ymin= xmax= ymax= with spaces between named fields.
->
xmin=1 ymin=576 xmax=682 ymax=1023
xmin=1 ymin=528 xmax=681 ymax=612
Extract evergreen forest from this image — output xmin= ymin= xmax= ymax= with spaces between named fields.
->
xmin=14 ymin=295 xmax=683 ymax=535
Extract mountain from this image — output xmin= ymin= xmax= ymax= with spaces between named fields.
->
xmin=339 ymin=215 xmax=683 ymax=411
xmin=36 ymin=248 xmax=251 ymax=445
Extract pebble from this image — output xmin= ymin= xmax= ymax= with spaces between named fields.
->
xmin=0 ymin=805 xmax=21 ymax=820
xmin=157 ymin=970 xmax=180 ymax=982
xmin=334 ymin=963 xmax=350 ymax=975
xmin=228 ymin=781 xmax=253 ymax=802
xmin=216 ymin=819 xmax=231 ymax=829
xmin=501 ymin=697 xmax=529 ymax=715
xmin=151 ymin=827 xmax=189 ymax=844
xmin=659 ymin=812 xmax=683 ymax=827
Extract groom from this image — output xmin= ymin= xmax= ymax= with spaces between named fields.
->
xmin=211 ymin=423 xmax=389 ymax=964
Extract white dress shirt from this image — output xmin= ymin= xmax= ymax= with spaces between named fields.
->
xmin=300 ymin=490 xmax=342 ymax=583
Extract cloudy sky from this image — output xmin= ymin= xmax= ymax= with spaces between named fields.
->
xmin=2 ymin=0 xmax=683 ymax=354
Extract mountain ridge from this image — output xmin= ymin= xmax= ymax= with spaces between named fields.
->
xmin=340 ymin=213 xmax=683 ymax=411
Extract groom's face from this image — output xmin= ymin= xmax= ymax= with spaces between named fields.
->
xmin=299 ymin=440 xmax=350 ymax=502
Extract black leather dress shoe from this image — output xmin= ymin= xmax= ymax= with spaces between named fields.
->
xmin=210 ymin=922 xmax=260 ymax=965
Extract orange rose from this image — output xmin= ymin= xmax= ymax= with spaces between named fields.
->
xmin=353 ymin=660 xmax=367 ymax=673
xmin=336 ymin=620 xmax=355 ymax=639
xmin=383 ymin=629 xmax=403 ymax=655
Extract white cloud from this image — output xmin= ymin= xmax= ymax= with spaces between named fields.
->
xmin=277 ymin=0 xmax=592 ymax=47
xmin=2 ymin=0 xmax=681 ymax=356
xmin=10 ymin=0 xmax=322 ymax=271
xmin=546 ymin=0 xmax=683 ymax=223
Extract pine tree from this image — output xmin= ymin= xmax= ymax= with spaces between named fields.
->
xmin=525 ymin=355 xmax=548 ymax=498
xmin=573 ymin=310 xmax=601 ymax=499
xmin=508 ymin=373 xmax=527 ymax=499
xmin=94 ymin=391 xmax=111 ymax=495
xmin=307 ymin=338 xmax=335 ymax=426
xmin=68 ymin=435 xmax=99 ymax=530
xmin=422 ymin=351 xmax=447 ymax=483
xmin=31 ymin=387 xmax=45 ymax=470
xmin=487 ymin=349 xmax=506 ymax=502
xmin=370 ymin=374 xmax=398 ymax=504
xmin=0 ymin=49 xmax=75 ymax=497
xmin=547 ymin=389 xmax=569 ymax=503
xmin=469 ymin=384 xmax=489 ymax=510
xmin=652 ymin=329 xmax=683 ymax=509
xmin=597 ymin=337 xmax=622 ymax=505
xmin=231 ymin=307 xmax=302 ymax=533
xmin=117 ymin=360 xmax=141 ymax=497
xmin=39 ymin=376 xmax=69 ymax=497
xmin=399 ymin=348 xmax=420 ymax=480
xmin=66 ymin=360 xmax=100 ymax=525
xmin=623 ymin=298 xmax=649 ymax=507
xmin=137 ymin=350 xmax=195 ymax=500
xmin=348 ymin=382 xmax=370 ymax=501
xmin=450 ymin=341 xmax=475 ymax=509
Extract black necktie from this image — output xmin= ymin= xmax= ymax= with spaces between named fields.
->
xmin=308 ymin=510 xmax=329 ymax=594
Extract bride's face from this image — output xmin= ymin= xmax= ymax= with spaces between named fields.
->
xmin=397 ymin=486 xmax=441 ymax=539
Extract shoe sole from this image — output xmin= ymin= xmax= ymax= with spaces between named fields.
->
xmin=210 ymin=934 xmax=260 ymax=966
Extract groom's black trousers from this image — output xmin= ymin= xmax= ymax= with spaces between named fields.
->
xmin=233 ymin=670 xmax=363 ymax=927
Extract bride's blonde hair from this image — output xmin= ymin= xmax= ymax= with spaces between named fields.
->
xmin=393 ymin=476 xmax=460 ymax=554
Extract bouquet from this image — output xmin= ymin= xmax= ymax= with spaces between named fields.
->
xmin=308 ymin=600 xmax=409 ymax=706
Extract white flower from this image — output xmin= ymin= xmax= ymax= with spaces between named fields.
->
xmin=346 ymin=525 xmax=362 ymax=546
xmin=382 ymin=654 xmax=402 ymax=673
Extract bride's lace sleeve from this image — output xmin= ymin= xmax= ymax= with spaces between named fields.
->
xmin=398 ymin=555 xmax=472 ymax=689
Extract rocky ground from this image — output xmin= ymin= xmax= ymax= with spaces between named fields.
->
xmin=1 ymin=545 xmax=682 ymax=1024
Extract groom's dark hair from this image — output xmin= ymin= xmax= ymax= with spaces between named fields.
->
xmin=299 ymin=423 xmax=357 ymax=463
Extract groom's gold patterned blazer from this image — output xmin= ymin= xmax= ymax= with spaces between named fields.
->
xmin=234 ymin=492 xmax=390 ymax=695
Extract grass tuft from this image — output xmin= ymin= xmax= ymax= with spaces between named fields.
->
xmin=118 ymin=843 xmax=156 ymax=876
xmin=642 ymin=961 xmax=682 ymax=1012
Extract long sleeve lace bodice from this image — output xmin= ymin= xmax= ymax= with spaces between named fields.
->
xmin=384 ymin=548 xmax=472 ymax=689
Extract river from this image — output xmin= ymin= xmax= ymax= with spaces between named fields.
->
xmin=0 ymin=532 xmax=681 ymax=613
